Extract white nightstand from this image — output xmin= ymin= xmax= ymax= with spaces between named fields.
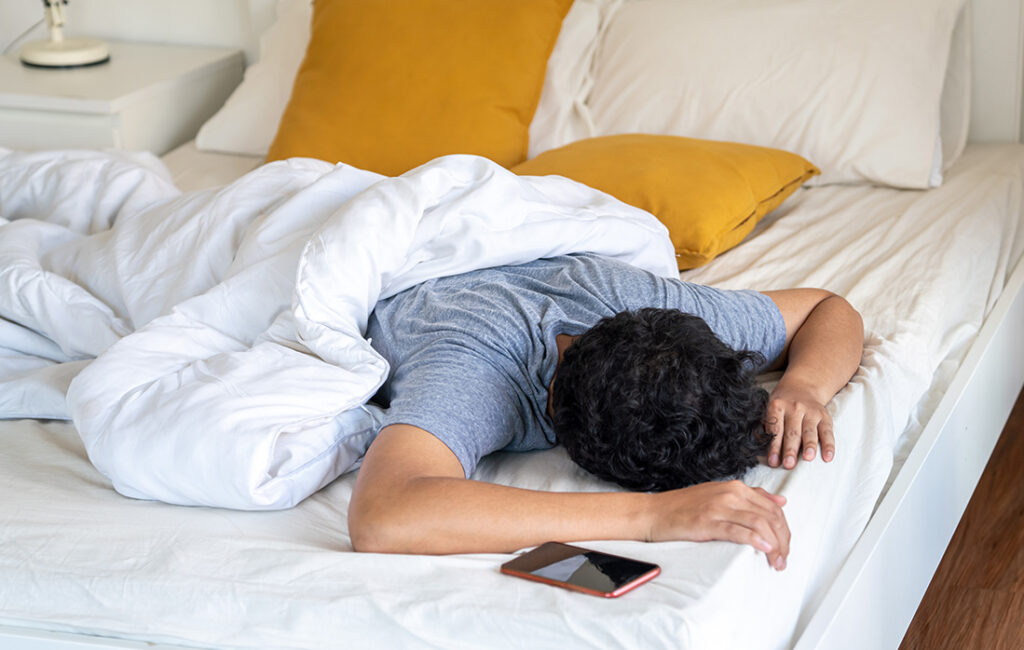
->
xmin=0 ymin=41 xmax=244 ymax=155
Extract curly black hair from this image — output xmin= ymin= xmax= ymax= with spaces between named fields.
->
xmin=550 ymin=308 xmax=772 ymax=492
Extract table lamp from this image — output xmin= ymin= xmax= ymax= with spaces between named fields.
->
xmin=20 ymin=0 xmax=110 ymax=68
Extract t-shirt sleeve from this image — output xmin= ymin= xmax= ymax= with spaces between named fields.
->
xmin=571 ymin=255 xmax=786 ymax=369
xmin=377 ymin=344 xmax=526 ymax=478
xmin=663 ymin=283 xmax=787 ymax=369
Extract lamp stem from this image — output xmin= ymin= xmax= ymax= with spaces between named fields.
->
xmin=44 ymin=0 xmax=66 ymax=44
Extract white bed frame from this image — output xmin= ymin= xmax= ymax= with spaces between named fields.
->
xmin=1 ymin=0 xmax=1023 ymax=648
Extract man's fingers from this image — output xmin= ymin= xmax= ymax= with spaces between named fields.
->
xmin=754 ymin=487 xmax=787 ymax=506
xmin=748 ymin=494 xmax=790 ymax=560
xmin=767 ymin=399 xmax=833 ymax=469
xmin=717 ymin=518 xmax=787 ymax=571
xmin=820 ymin=419 xmax=836 ymax=462
xmin=723 ymin=485 xmax=790 ymax=569
xmin=766 ymin=387 xmax=837 ymax=469
xmin=764 ymin=404 xmax=784 ymax=467
xmin=781 ymin=410 xmax=804 ymax=469
xmin=801 ymin=415 xmax=822 ymax=461
xmin=744 ymin=499 xmax=789 ymax=570
xmin=686 ymin=483 xmax=791 ymax=570
xmin=717 ymin=522 xmax=777 ymax=564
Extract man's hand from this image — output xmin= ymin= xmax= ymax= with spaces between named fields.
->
xmin=761 ymin=289 xmax=864 ymax=469
xmin=648 ymin=480 xmax=790 ymax=570
xmin=764 ymin=381 xmax=835 ymax=469
xmin=350 ymin=424 xmax=791 ymax=568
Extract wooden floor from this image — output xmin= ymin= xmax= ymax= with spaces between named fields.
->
xmin=899 ymin=388 xmax=1024 ymax=649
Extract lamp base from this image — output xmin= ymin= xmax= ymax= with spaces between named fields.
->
xmin=20 ymin=38 xmax=110 ymax=69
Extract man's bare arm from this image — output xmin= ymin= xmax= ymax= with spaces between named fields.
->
xmin=349 ymin=424 xmax=791 ymax=569
xmin=761 ymin=289 xmax=864 ymax=469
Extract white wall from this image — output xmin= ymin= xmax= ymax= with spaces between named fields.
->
xmin=0 ymin=2 xmax=45 ymax=57
xmin=970 ymin=0 xmax=1024 ymax=142
xmin=0 ymin=0 xmax=277 ymax=65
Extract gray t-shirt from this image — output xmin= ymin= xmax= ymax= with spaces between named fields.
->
xmin=366 ymin=253 xmax=786 ymax=477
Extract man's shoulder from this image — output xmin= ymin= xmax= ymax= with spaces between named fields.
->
xmin=512 ymin=253 xmax=647 ymax=278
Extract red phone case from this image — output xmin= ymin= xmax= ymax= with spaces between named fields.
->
xmin=500 ymin=542 xmax=661 ymax=598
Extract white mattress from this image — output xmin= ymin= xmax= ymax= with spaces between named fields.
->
xmin=1 ymin=143 xmax=1022 ymax=649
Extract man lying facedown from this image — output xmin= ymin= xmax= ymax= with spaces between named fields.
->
xmin=348 ymin=253 xmax=864 ymax=570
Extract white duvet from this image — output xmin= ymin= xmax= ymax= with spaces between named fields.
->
xmin=0 ymin=148 xmax=676 ymax=510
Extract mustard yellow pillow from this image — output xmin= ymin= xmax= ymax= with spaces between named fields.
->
xmin=267 ymin=0 xmax=574 ymax=176
xmin=512 ymin=135 xmax=820 ymax=269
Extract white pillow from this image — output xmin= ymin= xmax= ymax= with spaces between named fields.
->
xmin=195 ymin=0 xmax=311 ymax=157
xmin=196 ymin=0 xmax=611 ymax=159
xmin=939 ymin=3 xmax=971 ymax=175
xmin=529 ymin=0 xmax=621 ymax=157
xmin=585 ymin=0 xmax=967 ymax=189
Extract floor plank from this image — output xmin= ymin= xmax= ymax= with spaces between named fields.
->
xmin=900 ymin=388 xmax=1024 ymax=649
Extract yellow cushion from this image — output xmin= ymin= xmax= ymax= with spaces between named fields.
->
xmin=512 ymin=135 xmax=820 ymax=269
xmin=267 ymin=0 xmax=574 ymax=176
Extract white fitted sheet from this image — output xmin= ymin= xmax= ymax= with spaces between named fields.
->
xmin=1 ymin=143 xmax=1022 ymax=649
xmin=161 ymin=140 xmax=263 ymax=192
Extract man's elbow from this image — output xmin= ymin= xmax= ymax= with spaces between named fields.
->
xmin=815 ymin=292 xmax=863 ymax=331
xmin=348 ymin=517 xmax=385 ymax=554
xmin=349 ymin=493 xmax=427 ymax=554
xmin=349 ymin=501 xmax=403 ymax=553
xmin=828 ymin=293 xmax=864 ymax=337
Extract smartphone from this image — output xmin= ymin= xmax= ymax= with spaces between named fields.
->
xmin=500 ymin=541 xmax=661 ymax=598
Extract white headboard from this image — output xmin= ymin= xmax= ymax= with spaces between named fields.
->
xmin=970 ymin=0 xmax=1024 ymax=142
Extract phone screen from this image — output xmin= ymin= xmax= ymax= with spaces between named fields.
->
xmin=501 ymin=542 xmax=660 ymax=598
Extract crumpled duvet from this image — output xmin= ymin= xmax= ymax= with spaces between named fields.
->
xmin=0 ymin=148 xmax=676 ymax=510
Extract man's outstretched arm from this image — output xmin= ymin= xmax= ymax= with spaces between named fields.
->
xmin=349 ymin=423 xmax=790 ymax=569
xmin=761 ymin=289 xmax=865 ymax=469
